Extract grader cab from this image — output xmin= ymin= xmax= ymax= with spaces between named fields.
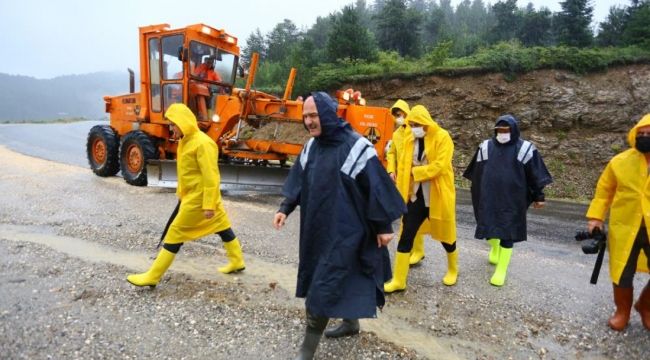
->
xmin=86 ymin=23 xmax=395 ymax=189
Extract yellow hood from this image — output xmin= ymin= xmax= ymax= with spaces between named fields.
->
xmin=627 ymin=113 xmax=650 ymax=148
xmin=406 ymin=105 xmax=439 ymax=131
xmin=165 ymin=103 xmax=199 ymax=137
xmin=390 ymin=99 xmax=410 ymax=117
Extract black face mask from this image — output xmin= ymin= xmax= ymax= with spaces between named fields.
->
xmin=636 ymin=137 xmax=650 ymax=153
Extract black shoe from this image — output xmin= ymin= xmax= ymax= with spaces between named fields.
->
xmin=323 ymin=319 xmax=360 ymax=338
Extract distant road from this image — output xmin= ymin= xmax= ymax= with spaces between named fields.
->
xmin=0 ymin=120 xmax=102 ymax=168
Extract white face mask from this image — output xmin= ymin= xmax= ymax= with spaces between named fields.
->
xmin=395 ymin=116 xmax=405 ymax=126
xmin=496 ymin=133 xmax=511 ymax=144
xmin=411 ymin=126 xmax=425 ymax=138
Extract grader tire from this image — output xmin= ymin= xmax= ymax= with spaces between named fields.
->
xmin=87 ymin=125 xmax=120 ymax=177
xmin=119 ymin=130 xmax=158 ymax=186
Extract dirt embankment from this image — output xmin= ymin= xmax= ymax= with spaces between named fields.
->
xmin=348 ymin=65 xmax=650 ymax=200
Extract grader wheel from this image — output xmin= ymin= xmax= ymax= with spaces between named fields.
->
xmin=86 ymin=125 xmax=120 ymax=177
xmin=119 ymin=130 xmax=158 ymax=186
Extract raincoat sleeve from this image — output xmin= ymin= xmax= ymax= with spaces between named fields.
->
xmin=196 ymin=142 xmax=219 ymax=210
xmin=357 ymin=157 xmax=406 ymax=232
xmin=279 ymin=155 xmax=304 ymax=217
xmin=462 ymin=148 xmax=479 ymax=181
xmin=386 ymin=140 xmax=397 ymax=174
xmin=412 ymin=134 xmax=453 ymax=182
xmin=278 ymin=197 xmax=299 ymax=217
xmin=586 ymin=162 xmax=616 ymax=221
xmin=524 ymin=149 xmax=553 ymax=202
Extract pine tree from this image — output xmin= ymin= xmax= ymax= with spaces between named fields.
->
xmin=622 ymin=0 xmax=650 ymax=48
xmin=266 ymin=19 xmax=300 ymax=63
xmin=326 ymin=5 xmax=378 ymax=62
xmin=597 ymin=6 xmax=627 ymax=46
xmin=556 ymin=0 xmax=593 ymax=47
xmin=241 ymin=28 xmax=266 ymax=67
xmin=374 ymin=0 xmax=422 ymax=57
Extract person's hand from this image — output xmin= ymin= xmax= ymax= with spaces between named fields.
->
xmin=389 ymin=173 xmax=396 ymax=183
xmin=588 ymin=219 xmax=603 ymax=233
xmin=203 ymin=210 xmax=215 ymax=219
xmin=377 ymin=233 xmax=393 ymax=247
xmin=273 ymin=212 xmax=287 ymax=230
xmin=532 ymin=201 xmax=545 ymax=209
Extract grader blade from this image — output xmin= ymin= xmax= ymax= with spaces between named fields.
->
xmin=146 ymin=160 xmax=289 ymax=191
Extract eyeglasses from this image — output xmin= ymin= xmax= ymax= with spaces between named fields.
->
xmin=303 ymin=112 xmax=319 ymax=120
xmin=638 ymin=132 xmax=650 ymax=137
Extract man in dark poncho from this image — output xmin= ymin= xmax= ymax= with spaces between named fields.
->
xmin=463 ymin=114 xmax=552 ymax=287
xmin=273 ymin=92 xmax=406 ymax=359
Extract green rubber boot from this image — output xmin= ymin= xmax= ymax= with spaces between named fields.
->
xmin=487 ymin=238 xmax=500 ymax=265
xmin=490 ymin=247 xmax=513 ymax=287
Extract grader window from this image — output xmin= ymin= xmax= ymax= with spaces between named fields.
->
xmin=148 ymin=37 xmax=161 ymax=113
xmin=163 ymin=83 xmax=183 ymax=112
xmin=189 ymin=41 xmax=236 ymax=86
xmin=162 ymin=35 xmax=184 ymax=80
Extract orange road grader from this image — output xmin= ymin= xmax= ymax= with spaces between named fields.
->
xmin=86 ymin=23 xmax=395 ymax=189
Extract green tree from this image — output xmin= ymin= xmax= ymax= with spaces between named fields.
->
xmin=241 ymin=28 xmax=266 ymax=67
xmin=304 ymin=15 xmax=335 ymax=63
xmin=597 ymin=6 xmax=627 ymax=46
xmin=423 ymin=4 xmax=448 ymax=45
xmin=622 ymin=1 xmax=650 ymax=48
xmin=326 ymin=6 xmax=378 ymax=62
xmin=266 ymin=19 xmax=300 ymax=63
xmin=286 ymin=39 xmax=320 ymax=95
xmin=488 ymin=0 xmax=520 ymax=44
xmin=556 ymin=0 xmax=593 ymax=47
xmin=517 ymin=6 xmax=553 ymax=46
xmin=374 ymin=0 xmax=422 ymax=57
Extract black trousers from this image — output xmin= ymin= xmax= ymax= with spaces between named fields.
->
xmin=618 ymin=226 xmax=650 ymax=288
xmin=162 ymin=228 xmax=237 ymax=254
xmin=397 ymin=190 xmax=456 ymax=253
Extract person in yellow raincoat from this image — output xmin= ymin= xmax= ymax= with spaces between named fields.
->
xmin=384 ymin=105 xmax=457 ymax=293
xmin=385 ymin=100 xmax=427 ymax=266
xmin=586 ymin=113 xmax=650 ymax=331
xmin=127 ymin=103 xmax=245 ymax=288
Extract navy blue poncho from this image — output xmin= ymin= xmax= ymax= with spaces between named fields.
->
xmin=279 ymin=92 xmax=406 ymax=319
xmin=462 ymin=115 xmax=552 ymax=242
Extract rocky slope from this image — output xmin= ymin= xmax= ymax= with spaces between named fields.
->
xmin=354 ymin=64 xmax=650 ymax=200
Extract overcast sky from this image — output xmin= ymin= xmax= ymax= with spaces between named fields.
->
xmin=0 ymin=0 xmax=631 ymax=79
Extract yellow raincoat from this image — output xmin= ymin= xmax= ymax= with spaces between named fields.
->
xmin=396 ymin=105 xmax=456 ymax=244
xmin=586 ymin=114 xmax=650 ymax=284
xmin=386 ymin=99 xmax=410 ymax=174
xmin=163 ymin=103 xmax=231 ymax=244
xmin=387 ymin=100 xmax=430 ymax=237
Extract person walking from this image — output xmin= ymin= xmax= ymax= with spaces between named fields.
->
xmin=127 ymin=103 xmax=245 ymax=288
xmin=383 ymin=105 xmax=458 ymax=293
xmin=586 ymin=114 xmax=650 ymax=331
xmin=386 ymin=99 xmax=427 ymax=266
xmin=463 ymin=114 xmax=552 ymax=286
xmin=273 ymin=92 xmax=405 ymax=359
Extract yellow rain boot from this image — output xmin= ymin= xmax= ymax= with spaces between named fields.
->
xmin=487 ymin=238 xmax=500 ymax=265
xmin=218 ymin=238 xmax=246 ymax=274
xmin=127 ymin=248 xmax=176 ymax=288
xmin=442 ymin=249 xmax=458 ymax=286
xmin=384 ymin=252 xmax=410 ymax=293
xmin=490 ymin=247 xmax=513 ymax=287
xmin=409 ymin=234 xmax=426 ymax=265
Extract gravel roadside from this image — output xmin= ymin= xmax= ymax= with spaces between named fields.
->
xmin=0 ymin=145 xmax=648 ymax=359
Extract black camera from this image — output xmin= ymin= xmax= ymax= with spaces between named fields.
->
xmin=575 ymin=227 xmax=606 ymax=254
